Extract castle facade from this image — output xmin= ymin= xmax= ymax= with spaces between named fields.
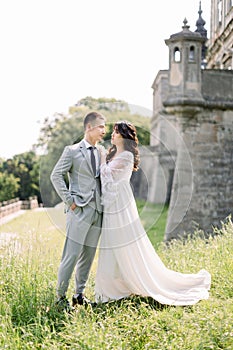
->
xmin=140 ymin=1 xmax=233 ymax=240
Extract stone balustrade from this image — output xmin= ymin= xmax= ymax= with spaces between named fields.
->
xmin=0 ymin=196 xmax=39 ymax=219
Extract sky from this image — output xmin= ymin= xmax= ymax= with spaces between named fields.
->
xmin=0 ymin=0 xmax=211 ymax=159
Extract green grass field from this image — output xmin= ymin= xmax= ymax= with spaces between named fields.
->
xmin=0 ymin=204 xmax=232 ymax=349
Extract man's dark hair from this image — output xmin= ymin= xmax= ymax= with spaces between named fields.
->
xmin=83 ymin=111 xmax=105 ymax=129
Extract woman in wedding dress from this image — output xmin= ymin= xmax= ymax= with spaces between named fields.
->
xmin=95 ymin=121 xmax=211 ymax=306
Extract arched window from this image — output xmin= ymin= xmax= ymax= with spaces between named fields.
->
xmin=189 ymin=46 xmax=195 ymax=61
xmin=174 ymin=47 xmax=181 ymax=62
xmin=228 ymin=0 xmax=232 ymax=11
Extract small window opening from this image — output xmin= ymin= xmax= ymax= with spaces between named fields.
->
xmin=174 ymin=47 xmax=181 ymax=62
xmin=189 ymin=46 xmax=195 ymax=61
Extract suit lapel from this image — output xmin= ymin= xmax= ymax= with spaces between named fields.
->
xmin=79 ymin=140 xmax=93 ymax=174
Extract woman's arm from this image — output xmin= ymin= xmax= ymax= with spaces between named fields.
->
xmin=98 ymin=145 xmax=107 ymax=165
xmin=101 ymin=151 xmax=134 ymax=183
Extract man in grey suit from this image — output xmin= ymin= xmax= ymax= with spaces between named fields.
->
xmin=50 ymin=111 xmax=106 ymax=310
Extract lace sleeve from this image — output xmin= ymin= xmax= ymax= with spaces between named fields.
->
xmin=100 ymin=151 xmax=133 ymax=183
xmin=100 ymin=151 xmax=134 ymax=207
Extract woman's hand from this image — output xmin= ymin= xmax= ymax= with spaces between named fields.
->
xmin=98 ymin=145 xmax=107 ymax=164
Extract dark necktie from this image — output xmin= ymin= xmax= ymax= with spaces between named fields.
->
xmin=89 ymin=146 xmax=96 ymax=176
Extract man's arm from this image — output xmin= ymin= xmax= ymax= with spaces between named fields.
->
xmin=50 ymin=146 xmax=74 ymax=207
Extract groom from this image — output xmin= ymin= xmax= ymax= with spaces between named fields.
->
xmin=50 ymin=111 xmax=106 ymax=311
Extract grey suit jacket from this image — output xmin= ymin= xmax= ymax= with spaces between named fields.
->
xmin=50 ymin=140 xmax=102 ymax=212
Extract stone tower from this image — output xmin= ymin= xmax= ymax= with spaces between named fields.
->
xmin=149 ymin=3 xmax=233 ymax=240
xmin=164 ymin=18 xmax=205 ymax=106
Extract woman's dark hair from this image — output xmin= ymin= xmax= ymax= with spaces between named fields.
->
xmin=106 ymin=121 xmax=140 ymax=171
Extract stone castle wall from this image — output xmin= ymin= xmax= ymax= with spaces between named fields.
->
xmin=134 ymin=96 xmax=233 ymax=240
xmin=164 ymin=106 xmax=233 ymax=239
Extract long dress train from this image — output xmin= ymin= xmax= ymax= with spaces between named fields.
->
xmin=95 ymin=151 xmax=211 ymax=306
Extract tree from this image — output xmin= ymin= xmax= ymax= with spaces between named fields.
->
xmin=36 ymin=97 xmax=151 ymax=207
xmin=0 ymin=151 xmax=41 ymax=202
xmin=0 ymin=172 xmax=20 ymax=202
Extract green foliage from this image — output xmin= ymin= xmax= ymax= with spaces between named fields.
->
xmin=0 ymin=210 xmax=233 ymax=349
xmin=37 ymin=97 xmax=151 ymax=207
xmin=0 ymin=97 xmax=151 ymax=205
xmin=70 ymin=96 xmax=130 ymax=113
xmin=0 ymin=151 xmax=41 ymax=202
xmin=0 ymin=172 xmax=20 ymax=201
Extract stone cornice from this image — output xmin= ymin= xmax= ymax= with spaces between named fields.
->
xmin=164 ymin=98 xmax=233 ymax=111
xmin=207 ymin=18 xmax=233 ymax=58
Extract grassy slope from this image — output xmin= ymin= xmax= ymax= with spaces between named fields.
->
xmin=0 ymin=206 xmax=232 ymax=350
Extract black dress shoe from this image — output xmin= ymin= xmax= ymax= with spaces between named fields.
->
xmin=72 ymin=293 xmax=97 ymax=307
xmin=55 ymin=296 xmax=74 ymax=313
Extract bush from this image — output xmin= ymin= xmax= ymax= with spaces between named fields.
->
xmin=0 ymin=172 xmax=20 ymax=202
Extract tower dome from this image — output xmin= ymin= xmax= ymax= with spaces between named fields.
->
xmin=195 ymin=1 xmax=207 ymax=38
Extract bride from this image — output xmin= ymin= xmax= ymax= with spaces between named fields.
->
xmin=95 ymin=121 xmax=211 ymax=306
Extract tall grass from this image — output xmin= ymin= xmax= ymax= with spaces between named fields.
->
xmin=0 ymin=207 xmax=232 ymax=349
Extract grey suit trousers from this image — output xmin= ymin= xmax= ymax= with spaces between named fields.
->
xmin=56 ymin=202 xmax=102 ymax=297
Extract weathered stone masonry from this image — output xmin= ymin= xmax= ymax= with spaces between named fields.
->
xmin=137 ymin=7 xmax=233 ymax=240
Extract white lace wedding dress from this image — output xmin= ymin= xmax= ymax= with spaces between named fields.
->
xmin=95 ymin=151 xmax=211 ymax=306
